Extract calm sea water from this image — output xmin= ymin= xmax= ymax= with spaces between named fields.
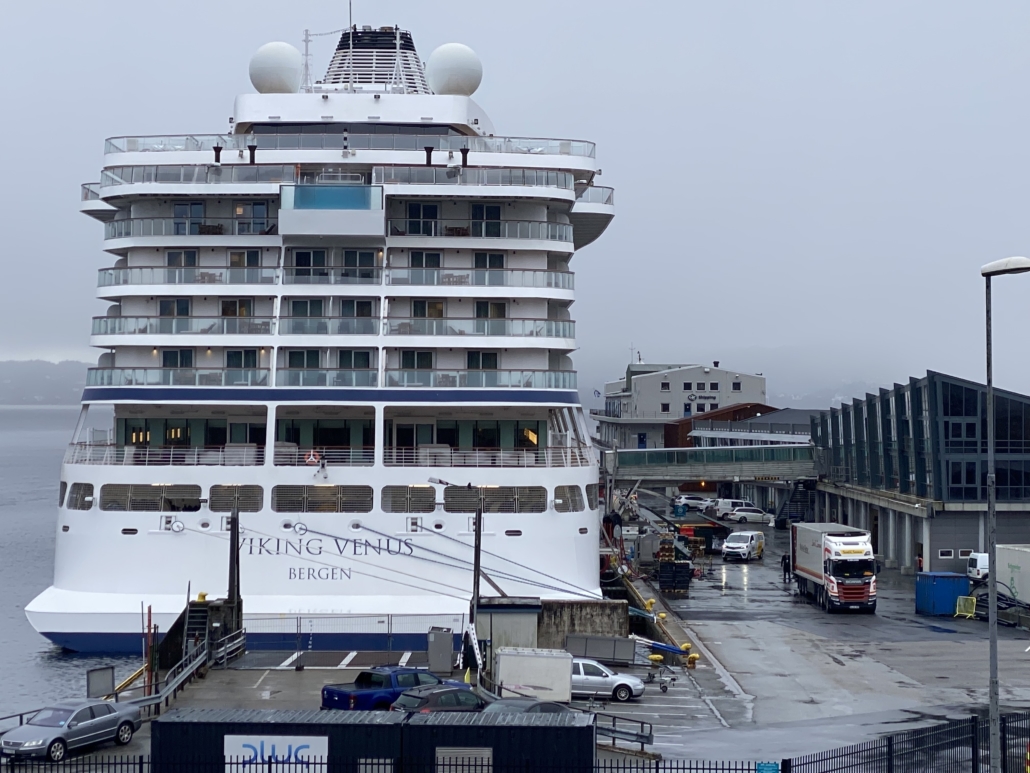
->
xmin=0 ymin=406 xmax=138 ymax=718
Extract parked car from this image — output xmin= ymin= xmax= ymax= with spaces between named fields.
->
xmin=390 ymin=685 xmax=486 ymax=713
xmin=480 ymin=698 xmax=571 ymax=714
xmin=721 ymin=531 xmax=765 ymax=562
xmin=322 ymin=667 xmax=467 ymax=711
xmin=715 ymin=499 xmax=758 ymax=519
xmin=967 ymin=552 xmax=989 ymax=582
xmin=0 ymin=700 xmax=141 ymax=762
xmin=571 ymin=658 xmax=645 ymax=702
xmin=729 ymin=506 xmax=770 ymax=525
xmin=673 ymin=495 xmax=706 ymax=510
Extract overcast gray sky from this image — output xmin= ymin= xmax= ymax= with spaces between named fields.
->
xmin=3 ymin=1 xmax=1030 ymax=405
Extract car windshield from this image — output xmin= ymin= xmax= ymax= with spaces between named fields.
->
xmin=726 ymin=534 xmax=749 ymax=544
xmin=393 ymin=693 xmax=424 ymax=709
xmin=29 ymin=708 xmax=73 ymax=727
xmin=831 ymin=559 xmax=875 ymax=578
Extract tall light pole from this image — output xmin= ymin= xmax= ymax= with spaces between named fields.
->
xmin=980 ymin=256 xmax=1030 ymax=772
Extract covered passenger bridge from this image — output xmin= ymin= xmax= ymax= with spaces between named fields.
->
xmin=603 ymin=445 xmax=818 ymax=487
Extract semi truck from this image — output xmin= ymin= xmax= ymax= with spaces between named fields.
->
xmin=791 ymin=523 xmax=877 ymax=613
xmin=996 ymin=545 xmax=1030 ymax=602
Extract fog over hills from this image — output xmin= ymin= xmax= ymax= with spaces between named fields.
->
xmin=0 ymin=361 xmax=88 ymax=405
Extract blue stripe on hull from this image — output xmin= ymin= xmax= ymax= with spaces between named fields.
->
xmin=42 ymin=631 xmax=456 ymax=654
xmin=82 ymin=387 xmax=580 ymax=404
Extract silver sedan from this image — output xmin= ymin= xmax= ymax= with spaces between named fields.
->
xmin=0 ymin=699 xmax=142 ymax=762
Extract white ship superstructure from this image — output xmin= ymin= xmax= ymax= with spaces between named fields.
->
xmin=28 ymin=27 xmax=614 ymax=652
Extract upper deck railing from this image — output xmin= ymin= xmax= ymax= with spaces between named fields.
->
xmin=105 ymin=134 xmax=596 ymax=158
xmin=575 ymin=186 xmax=615 ymax=205
xmin=372 ymin=166 xmax=576 ymax=190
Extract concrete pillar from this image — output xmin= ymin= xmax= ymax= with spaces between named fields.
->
xmin=901 ymin=513 xmax=914 ymax=575
xmin=814 ymin=489 xmax=822 ymax=522
xmin=885 ymin=510 xmax=898 ymax=568
xmin=922 ymin=517 xmax=931 ymax=573
xmin=978 ymin=512 xmax=985 ymax=553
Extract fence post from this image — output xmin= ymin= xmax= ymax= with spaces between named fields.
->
xmin=781 ymin=759 xmax=792 ymax=773
xmin=139 ymin=753 xmax=145 ymax=773
xmin=971 ymin=715 xmax=979 ymax=773
xmin=886 ymin=734 xmax=894 ymax=773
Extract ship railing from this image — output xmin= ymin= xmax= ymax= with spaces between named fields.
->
xmin=278 ymin=317 xmax=379 ymax=335
xmin=385 ymin=267 xmax=573 ymax=289
xmin=387 ymin=218 xmax=573 ymax=242
xmin=385 ymin=317 xmax=575 ymax=338
xmin=275 ymin=369 xmax=378 ymax=387
xmin=384 ymin=369 xmax=577 ymax=389
xmin=383 ymin=446 xmax=592 ymax=468
xmin=574 ymin=185 xmax=615 ymax=205
xmin=105 ymin=133 xmax=596 ymax=157
xmin=101 ymin=165 xmax=295 ymax=187
xmin=372 ymin=166 xmax=576 ymax=190
xmin=81 ymin=182 xmax=103 ymax=201
xmin=282 ymin=267 xmax=382 ymax=285
xmin=98 ymin=266 xmax=278 ymax=287
xmin=64 ymin=444 xmax=265 ymax=467
xmin=273 ymin=446 xmax=375 ymax=466
xmin=86 ymin=368 xmax=270 ymax=387
xmin=91 ymin=316 xmax=275 ymax=336
xmin=104 ymin=217 xmax=278 ymax=239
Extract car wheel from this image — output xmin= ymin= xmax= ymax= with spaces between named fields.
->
xmin=613 ymin=685 xmax=632 ymax=702
xmin=115 ymin=721 xmax=134 ymax=746
xmin=46 ymin=739 xmax=67 ymax=763
xmin=738 ymin=516 xmax=747 ymax=524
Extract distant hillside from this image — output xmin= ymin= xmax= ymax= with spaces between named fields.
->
xmin=0 ymin=360 xmax=90 ymax=405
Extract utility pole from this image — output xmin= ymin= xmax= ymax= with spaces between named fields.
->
xmin=227 ymin=503 xmax=241 ymax=633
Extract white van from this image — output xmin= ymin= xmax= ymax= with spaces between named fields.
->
xmin=967 ymin=552 xmax=989 ymax=581
xmin=721 ymin=531 xmax=765 ymax=562
xmin=715 ymin=499 xmax=757 ymax=519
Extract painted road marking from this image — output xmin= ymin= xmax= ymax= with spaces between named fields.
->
xmin=399 ymin=652 xmax=412 ymax=666
xmin=279 ymin=651 xmax=302 ymax=668
xmin=251 ymin=670 xmax=270 ymax=690
xmin=338 ymin=651 xmax=358 ymax=668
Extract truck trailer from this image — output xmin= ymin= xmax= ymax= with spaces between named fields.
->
xmin=791 ymin=523 xmax=877 ymax=613
xmin=997 ymin=545 xmax=1030 ymax=603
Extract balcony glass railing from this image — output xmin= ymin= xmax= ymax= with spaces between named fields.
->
xmin=387 ymin=219 xmax=572 ymax=242
xmin=91 ymin=317 xmax=275 ymax=335
xmin=86 ymin=368 xmax=269 ymax=386
xmin=575 ymin=186 xmax=615 ymax=205
xmin=278 ymin=317 xmax=380 ymax=335
xmin=105 ymin=134 xmax=596 ymax=158
xmin=98 ymin=267 xmax=277 ymax=287
xmin=101 ymin=165 xmax=296 ymax=187
xmin=283 ymin=267 xmax=382 ymax=285
xmin=384 ymin=369 xmax=576 ymax=389
xmin=275 ymin=369 xmax=378 ymax=387
xmin=385 ymin=318 xmax=574 ymax=338
xmin=372 ymin=167 xmax=575 ymax=190
xmin=385 ymin=268 xmax=573 ymax=289
xmin=65 ymin=443 xmax=264 ymax=466
xmin=280 ymin=185 xmax=383 ymax=210
xmin=81 ymin=183 xmax=103 ymax=201
xmin=105 ymin=218 xmax=278 ymax=239
xmin=384 ymin=446 xmax=591 ymax=468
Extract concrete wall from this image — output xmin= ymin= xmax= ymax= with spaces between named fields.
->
xmin=536 ymin=599 xmax=628 ymax=649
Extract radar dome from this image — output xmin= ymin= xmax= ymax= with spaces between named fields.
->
xmin=249 ymin=42 xmax=302 ymax=94
xmin=425 ymin=43 xmax=483 ymax=96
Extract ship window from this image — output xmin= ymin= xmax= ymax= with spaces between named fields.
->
xmin=339 ymin=350 xmax=372 ymax=369
xmin=234 ymin=200 xmax=269 ymax=234
xmin=271 ymin=485 xmax=373 ymax=513
xmin=166 ymin=250 xmax=198 ymax=268
xmin=67 ymin=483 xmax=94 ymax=511
xmin=288 ymin=350 xmax=320 ymax=369
xmin=401 ymin=351 xmax=433 ymax=370
xmin=443 ymin=486 xmax=546 ymax=514
xmin=586 ymin=484 xmax=599 ymax=511
xmin=229 ymin=250 xmax=260 ymax=268
xmin=381 ymin=485 xmax=436 ymax=513
xmin=172 ymin=201 xmax=204 ymax=235
xmin=290 ymin=299 xmax=322 ymax=317
xmin=159 ymin=298 xmax=191 ymax=317
xmin=209 ymin=485 xmax=264 ymax=513
xmin=412 ymin=299 xmax=444 ymax=318
xmin=59 ymin=482 xmax=67 ymax=507
xmin=406 ymin=202 xmax=439 ymax=235
xmin=554 ymin=485 xmax=585 ymax=513
xmin=162 ymin=349 xmax=193 ymax=368
xmin=226 ymin=350 xmax=258 ymax=369
xmin=466 ymin=351 xmax=498 ymax=370
xmin=340 ymin=299 xmax=374 ymax=317
xmin=100 ymin=484 xmax=201 ymax=512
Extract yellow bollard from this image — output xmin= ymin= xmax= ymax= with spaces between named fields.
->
xmin=647 ymin=654 xmax=664 ymax=663
xmin=644 ymin=598 xmax=657 ymax=612
xmin=680 ymin=642 xmax=692 ymax=651
xmin=657 ymin=612 xmax=667 ymax=620
xmin=686 ymin=653 xmax=700 ymax=670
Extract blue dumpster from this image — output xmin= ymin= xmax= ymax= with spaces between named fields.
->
xmin=915 ymin=571 xmax=970 ymax=616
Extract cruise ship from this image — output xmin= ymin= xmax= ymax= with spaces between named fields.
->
xmin=27 ymin=26 xmax=614 ymax=653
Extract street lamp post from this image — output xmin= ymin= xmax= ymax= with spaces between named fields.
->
xmin=980 ymin=256 xmax=1030 ymax=773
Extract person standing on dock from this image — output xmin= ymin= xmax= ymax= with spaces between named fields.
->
xmin=780 ymin=553 xmax=791 ymax=582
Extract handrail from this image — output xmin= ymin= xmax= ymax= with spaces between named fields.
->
xmin=0 ymin=708 xmax=43 ymax=728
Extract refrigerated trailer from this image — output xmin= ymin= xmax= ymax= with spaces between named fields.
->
xmin=791 ymin=523 xmax=877 ymax=613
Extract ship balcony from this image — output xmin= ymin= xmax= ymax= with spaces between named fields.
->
xmin=98 ymin=266 xmax=278 ymax=294
xmin=386 ymin=219 xmax=573 ymax=249
xmin=86 ymin=367 xmax=269 ymax=387
xmin=91 ymin=316 xmax=275 ymax=337
xmin=385 ymin=268 xmax=573 ymax=294
xmin=283 ymin=267 xmax=383 ymax=286
xmin=383 ymin=369 xmax=576 ymax=390
xmin=570 ymin=186 xmax=614 ymax=249
xmin=278 ymin=317 xmax=380 ymax=335
xmin=372 ymin=166 xmax=576 ymax=199
xmin=80 ymin=183 xmax=117 ymax=221
xmin=384 ymin=317 xmax=574 ymax=342
xmin=274 ymin=369 xmax=378 ymax=387
xmin=278 ymin=185 xmax=385 ymax=239
xmin=383 ymin=446 xmax=591 ymax=469
xmin=273 ymin=445 xmax=375 ymax=466
xmin=64 ymin=443 xmax=265 ymax=467
xmin=103 ymin=218 xmax=279 ymax=250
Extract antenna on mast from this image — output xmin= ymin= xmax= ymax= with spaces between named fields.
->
xmin=348 ymin=0 xmax=354 ymax=93
xmin=301 ymin=29 xmax=312 ymax=92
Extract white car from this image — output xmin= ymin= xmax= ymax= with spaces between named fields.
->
xmin=673 ymin=495 xmax=706 ymax=510
xmin=729 ymin=506 xmax=770 ymax=525
xmin=570 ymin=658 xmax=645 ymax=702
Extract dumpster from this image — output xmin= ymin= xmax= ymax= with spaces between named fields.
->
xmin=915 ymin=571 xmax=970 ymax=616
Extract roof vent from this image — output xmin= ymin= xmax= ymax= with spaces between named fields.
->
xmin=713 ymin=361 xmax=720 ymax=368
